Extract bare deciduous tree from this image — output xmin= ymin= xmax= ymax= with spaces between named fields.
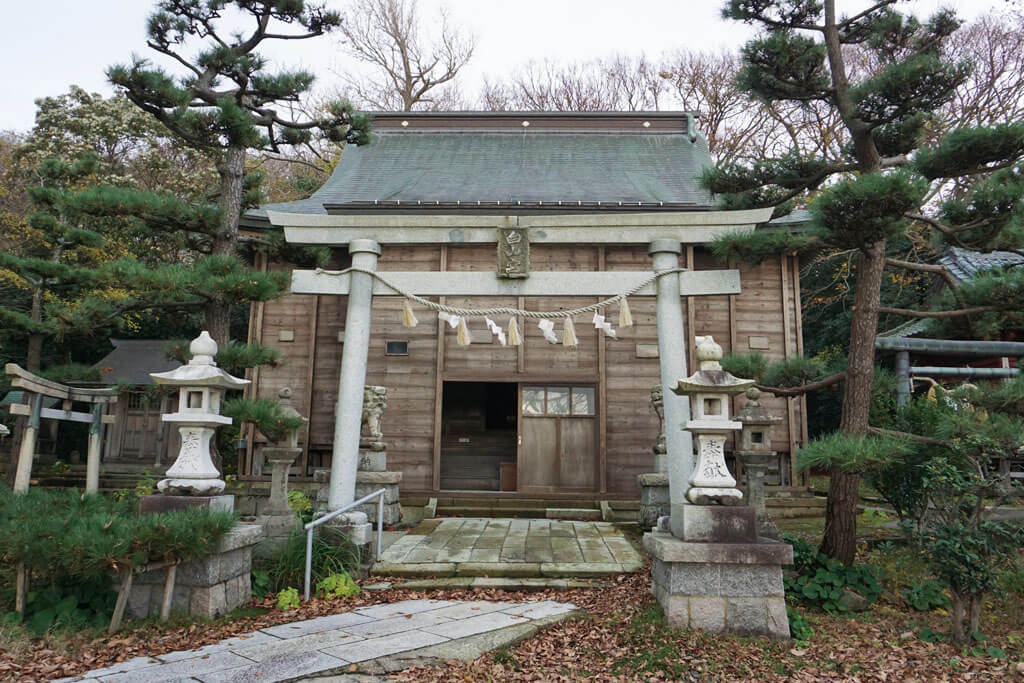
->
xmin=337 ymin=0 xmax=475 ymax=111
xmin=478 ymin=55 xmax=665 ymax=113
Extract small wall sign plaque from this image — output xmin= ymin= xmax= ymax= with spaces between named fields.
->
xmin=497 ymin=227 xmax=530 ymax=278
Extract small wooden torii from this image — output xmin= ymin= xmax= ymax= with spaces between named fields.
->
xmin=4 ymin=363 xmax=118 ymax=494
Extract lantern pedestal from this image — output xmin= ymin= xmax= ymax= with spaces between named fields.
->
xmin=139 ymin=494 xmax=235 ymax=514
xmin=668 ymin=503 xmax=758 ymax=543
xmin=644 ymin=529 xmax=792 ymax=639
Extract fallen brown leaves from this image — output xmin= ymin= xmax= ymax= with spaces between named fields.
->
xmin=3 ymin=568 xmax=1022 ymax=682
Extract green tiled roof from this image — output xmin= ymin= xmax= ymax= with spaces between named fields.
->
xmin=245 ymin=129 xmax=715 ymax=223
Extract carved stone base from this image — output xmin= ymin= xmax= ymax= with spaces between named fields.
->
xmin=637 ymin=472 xmax=670 ymax=528
xmin=313 ymin=466 xmax=403 ymax=527
xmin=157 ymin=477 xmax=226 ymax=496
xmin=686 ymin=486 xmax=744 ymax=506
xmin=644 ymin=529 xmax=792 ymax=639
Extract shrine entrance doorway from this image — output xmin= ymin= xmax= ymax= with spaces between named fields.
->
xmin=518 ymin=384 xmax=598 ymax=494
xmin=439 ymin=381 xmax=517 ymax=491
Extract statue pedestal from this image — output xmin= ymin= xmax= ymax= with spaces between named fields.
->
xmin=355 ymin=466 xmax=402 ymax=526
xmin=313 ymin=448 xmax=403 ymax=528
xmin=254 ymin=447 xmax=302 ymax=552
xmin=646 ymin=505 xmax=792 ymax=639
xmin=644 ymin=522 xmax=792 ymax=639
xmin=637 ymin=472 xmax=670 ymax=528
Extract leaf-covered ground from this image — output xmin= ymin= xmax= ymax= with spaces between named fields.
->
xmin=4 ymin=562 xmax=1024 ymax=682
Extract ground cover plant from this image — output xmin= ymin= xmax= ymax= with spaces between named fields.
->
xmin=0 ymin=487 xmax=235 ymax=636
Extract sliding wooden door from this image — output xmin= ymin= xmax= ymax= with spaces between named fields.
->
xmin=518 ymin=385 xmax=597 ymax=493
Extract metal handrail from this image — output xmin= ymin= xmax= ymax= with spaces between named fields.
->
xmin=303 ymin=488 xmax=386 ymax=601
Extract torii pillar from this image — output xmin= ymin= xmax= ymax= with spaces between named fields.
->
xmin=328 ymin=238 xmax=380 ymax=512
xmin=649 ymin=239 xmax=694 ymax=516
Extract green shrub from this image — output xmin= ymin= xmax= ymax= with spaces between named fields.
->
xmin=17 ymin=575 xmax=116 ymax=636
xmin=996 ymin=565 xmax=1024 ymax=596
xmin=287 ymin=491 xmax=314 ymax=525
xmin=251 ymin=569 xmax=272 ymax=600
xmin=0 ymin=487 xmax=236 ymax=633
xmin=787 ymin=605 xmax=814 ymax=641
xmin=256 ymin=530 xmax=362 ymax=594
xmin=783 ymin=534 xmax=882 ymax=614
xmin=316 ymin=572 xmax=360 ymax=600
xmin=110 ymin=472 xmax=157 ymax=503
xmin=276 ymin=587 xmax=300 ymax=611
xmin=902 ymin=579 xmax=950 ymax=611
xmin=0 ymin=487 xmax=235 ymax=578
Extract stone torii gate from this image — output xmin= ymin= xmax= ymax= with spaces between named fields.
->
xmin=271 ymin=208 xmax=773 ymax=524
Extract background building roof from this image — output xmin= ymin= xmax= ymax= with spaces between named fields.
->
xmin=244 ymin=112 xmax=716 ymax=224
xmin=91 ymin=339 xmax=182 ymax=386
xmin=939 ymin=246 xmax=1024 ymax=283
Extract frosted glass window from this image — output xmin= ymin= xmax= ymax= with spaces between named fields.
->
xmin=522 ymin=387 xmax=545 ymax=415
xmin=572 ymin=387 xmax=595 ymax=415
xmin=547 ymin=387 xmax=570 ymax=415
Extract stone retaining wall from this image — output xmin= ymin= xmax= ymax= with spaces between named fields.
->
xmin=118 ymin=524 xmax=263 ymax=620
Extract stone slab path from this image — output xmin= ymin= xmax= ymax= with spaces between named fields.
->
xmin=373 ymin=518 xmax=644 ymax=578
xmin=61 ymin=598 xmax=577 ymax=682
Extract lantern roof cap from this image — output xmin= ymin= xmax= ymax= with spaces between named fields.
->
xmin=149 ymin=331 xmax=250 ymax=389
xmin=735 ymin=387 xmax=783 ymax=425
xmin=672 ymin=336 xmax=754 ymax=395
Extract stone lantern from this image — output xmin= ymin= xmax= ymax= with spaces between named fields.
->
xmin=149 ymin=332 xmax=249 ymax=499
xmin=734 ymin=387 xmax=783 ymax=539
xmin=672 ymin=335 xmax=753 ymax=506
xmin=643 ymin=335 xmax=792 ymax=640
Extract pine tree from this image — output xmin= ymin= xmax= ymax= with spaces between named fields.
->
xmin=106 ymin=0 xmax=371 ymax=344
xmin=0 ymin=155 xmax=107 ymax=370
xmin=709 ymin=1 xmax=1024 ymax=563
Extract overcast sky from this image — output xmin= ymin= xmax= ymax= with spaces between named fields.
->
xmin=0 ymin=0 xmax=1004 ymax=132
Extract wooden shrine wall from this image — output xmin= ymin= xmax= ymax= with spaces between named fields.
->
xmin=247 ymin=243 xmax=806 ymax=495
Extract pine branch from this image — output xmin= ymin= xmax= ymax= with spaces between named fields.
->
xmin=885 ymin=257 xmax=964 ymax=305
xmin=866 ymin=425 xmax=950 ymax=447
xmin=757 ymin=370 xmax=848 ymax=397
xmin=837 ymin=0 xmax=898 ymax=31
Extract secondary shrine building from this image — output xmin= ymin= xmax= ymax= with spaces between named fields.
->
xmin=239 ymin=112 xmax=807 ymax=501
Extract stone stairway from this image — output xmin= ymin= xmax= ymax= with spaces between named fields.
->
xmin=764 ymin=486 xmax=826 ymax=518
xmin=402 ymin=496 xmax=640 ymax=522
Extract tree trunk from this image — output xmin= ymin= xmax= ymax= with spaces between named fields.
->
xmin=968 ymin=594 xmax=982 ymax=641
xmin=950 ymin=592 xmax=966 ymax=644
xmin=820 ymin=240 xmax=888 ymax=564
xmin=206 ymin=146 xmax=247 ymax=346
xmin=25 ymin=288 xmax=44 ymax=371
xmin=25 ymin=335 xmax=43 ymax=372
xmin=821 ymin=471 xmax=861 ymax=563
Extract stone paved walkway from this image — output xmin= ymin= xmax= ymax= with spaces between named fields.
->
xmin=62 ymin=598 xmax=577 ymax=682
xmin=373 ymin=518 xmax=644 ymax=577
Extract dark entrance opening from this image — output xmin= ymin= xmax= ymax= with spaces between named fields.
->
xmin=440 ymin=381 xmax=517 ymax=491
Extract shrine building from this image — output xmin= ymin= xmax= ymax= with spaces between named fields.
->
xmin=239 ymin=112 xmax=807 ymax=505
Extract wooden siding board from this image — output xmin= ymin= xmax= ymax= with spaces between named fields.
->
xmin=249 ymin=244 xmax=805 ymax=497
